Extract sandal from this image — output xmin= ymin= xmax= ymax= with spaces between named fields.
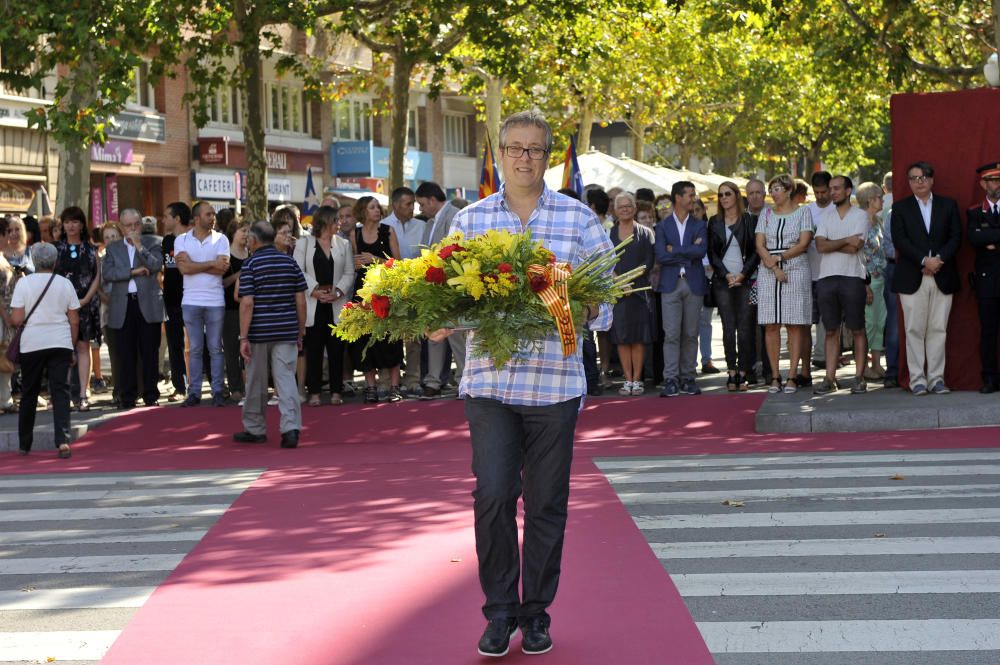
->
xmin=387 ymin=386 xmax=403 ymax=402
xmin=631 ymin=382 xmax=645 ymax=396
xmin=363 ymin=386 xmax=379 ymax=403
xmin=768 ymin=378 xmax=783 ymax=394
xmin=618 ymin=381 xmax=633 ymax=396
xmin=726 ymin=373 xmax=738 ymax=392
xmin=78 ymin=398 xmax=91 ymax=412
xmin=307 ymin=395 xmax=322 ymax=407
xmin=783 ymin=381 xmax=798 ymax=394
xmin=737 ymin=373 xmax=749 ymax=391
xmin=329 ymin=393 xmax=343 ymax=405
xmin=58 ymin=444 xmax=71 ymax=459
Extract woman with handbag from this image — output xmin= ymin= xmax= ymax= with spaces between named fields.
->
xmin=293 ymin=205 xmax=355 ymax=406
xmin=708 ymin=181 xmax=761 ymax=391
xmin=10 ymin=243 xmax=80 ymax=458
xmin=0 ymin=253 xmax=16 ymax=411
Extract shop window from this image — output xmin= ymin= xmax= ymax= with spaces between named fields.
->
xmin=265 ymin=82 xmax=310 ymax=135
xmin=332 ymin=98 xmax=372 ymax=142
xmin=443 ymin=114 xmax=469 ymax=155
xmin=127 ymin=61 xmax=156 ymax=111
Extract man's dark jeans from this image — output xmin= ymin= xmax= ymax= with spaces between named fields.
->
xmin=883 ymin=261 xmax=899 ymax=380
xmin=464 ymin=396 xmax=580 ymax=623
xmin=165 ymin=305 xmax=187 ymax=395
xmin=581 ymin=329 xmax=599 ymax=393
xmin=19 ymin=348 xmax=72 ymax=451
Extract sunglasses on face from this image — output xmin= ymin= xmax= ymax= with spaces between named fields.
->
xmin=719 ymin=191 xmax=735 ymax=198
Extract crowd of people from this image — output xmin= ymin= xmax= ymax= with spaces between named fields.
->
xmin=4 ymin=154 xmax=999 ymax=456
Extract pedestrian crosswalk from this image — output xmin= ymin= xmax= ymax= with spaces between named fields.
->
xmin=0 ymin=469 xmax=262 ymax=665
xmin=597 ymin=449 xmax=1000 ymax=664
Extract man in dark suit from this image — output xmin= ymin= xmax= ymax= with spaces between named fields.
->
xmin=967 ymin=161 xmax=1000 ymax=392
xmin=102 ymin=208 xmax=165 ymax=408
xmin=890 ymin=161 xmax=962 ymax=395
xmin=655 ymin=180 xmax=708 ymax=397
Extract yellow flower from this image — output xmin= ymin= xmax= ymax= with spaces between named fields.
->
xmin=447 ymin=258 xmax=485 ymax=300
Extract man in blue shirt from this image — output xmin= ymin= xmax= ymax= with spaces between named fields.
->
xmin=233 ymin=221 xmax=307 ymax=448
xmin=432 ymin=111 xmax=613 ymax=658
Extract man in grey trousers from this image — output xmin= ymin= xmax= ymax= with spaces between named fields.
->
xmin=233 ymin=221 xmax=307 ymax=448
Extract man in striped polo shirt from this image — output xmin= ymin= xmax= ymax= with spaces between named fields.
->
xmin=233 ymin=221 xmax=308 ymax=448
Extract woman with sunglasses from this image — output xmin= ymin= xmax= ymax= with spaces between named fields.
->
xmin=755 ymin=174 xmax=815 ymax=393
xmin=708 ymin=181 xmax=760 ymax=391
xmin=55 ymin=207 xmax=101 ymax=411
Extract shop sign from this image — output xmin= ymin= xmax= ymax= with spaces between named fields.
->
xmin=334 ymin=177 xmax=386 ymax=194
xmin=91 ymin=187 xmax=104 ymax=223
xmin=90 ymin=140 xmax=134 ymax=165
xmin=194 ymin=171 xmax=242 ymax=199
xmin=0 ymin=105 xmax=30 ymax=124
xmin=108 ymin=110 xmax=166 ymax=142
xmin=266 ymin=150 xmax=288 ymax=171
xmin=199 ymin=137 xmax=229 ymax=165
xmin=0 ymin=180 xmax=35 ymax=212
xmin=268 ymin=177 xmax=292 ymax=201
xmin=106 ymin=175 xmax=119 ymax=221
xmin=328 ymin=140 xmax=433 ymax=182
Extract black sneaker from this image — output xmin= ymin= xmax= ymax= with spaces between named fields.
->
xmin=795 ymin=374 xmax=813 ymax=387
xmin=521 ymin=616 xmax=553 ymax=655
xmin=477 ymin=618 xmax=519 ymax=658
xmin=660 ymin=379 xmax=679 ymax=398
xmin=419 ymin=386 xmax=442 ymax=400
xmin=679 ymin=378 xmax=702 ymax=395
xmin=233 ymin=431 xmax=267 ymax=444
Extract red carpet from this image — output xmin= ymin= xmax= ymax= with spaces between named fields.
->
xmin=5 ymin=395 xmax=1000 ymax=664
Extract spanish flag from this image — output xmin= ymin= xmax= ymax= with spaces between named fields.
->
xmin=479 ymin=133 xmax=500 ymax=199
xmin=561 ymin=135 xmax=584 ymax=196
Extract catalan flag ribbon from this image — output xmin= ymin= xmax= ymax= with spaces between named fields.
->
xmin=479 ymin=133 xmax=500 ymax=199
xmin=561 ymin=135 xmax=584 ymax=196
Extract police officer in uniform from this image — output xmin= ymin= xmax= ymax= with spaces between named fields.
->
xmin=968 ymin=161 xmax=1000 ymax=393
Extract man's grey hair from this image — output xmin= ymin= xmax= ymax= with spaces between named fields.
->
xmin=249 ymin=220 xmax=275 ymax=244
xmin=882 ymin=172 xmax=893 ymax=189
xmin=30 ymin=242 xmax=58 ymax=271
xmin=499 ymin=110 xmax=554 ymax=153
xmin=745 ymin=177 xmax=765 ymax=191
xmin=120 ymin=208 xmax=142 ymax=224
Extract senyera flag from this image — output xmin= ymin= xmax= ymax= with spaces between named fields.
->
xmin=301 ymin=166 xmax=319 ymax=225
xmin=561 ymin=135 xmax=584 ymax=197
xmin=479 ymin=133 xmax=500 ymax=199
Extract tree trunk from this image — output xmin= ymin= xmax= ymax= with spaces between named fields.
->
xmin=631 ymin=121 xmax=648 ymax=161
xmin=484 ymin=75 xmax=504 ymax=146
xmin=236 ymin=0 xmax=267 ymax=221
xmin=55 ymin=54 xmax=96 ymax=212
xmin=387 ymin=50 xmax=414 ymax=193
xmin=577 ymin=103 xmax=594 ymax=154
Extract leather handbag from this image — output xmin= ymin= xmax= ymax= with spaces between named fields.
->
xmin=5 ymin=272 xmax=58 ymax=368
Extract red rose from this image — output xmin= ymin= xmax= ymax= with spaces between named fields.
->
xmin=425 ymin=266 xmax=447 ymax=284
xmin=498 ymin=262 xmax=513 ymax=273
xmin=438 ymin=244 xmax=465 ymax=260
xmin=371 ymin=294 xmax=391 ymax=319
xmin=529 ymin=273 xmax=550 ymax=293
xmin=385 ymin=258 xmax=395 ymax=269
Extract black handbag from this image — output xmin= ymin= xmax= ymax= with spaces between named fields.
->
xmin=5 ymin=272 xmax=58 ymax=367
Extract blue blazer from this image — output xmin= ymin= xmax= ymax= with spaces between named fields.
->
xmin=654 ymin=214 xmax=709 ymax=296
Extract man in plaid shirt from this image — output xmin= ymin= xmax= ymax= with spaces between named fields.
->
xmin=433 ymin=111 xmax=613 ymax=658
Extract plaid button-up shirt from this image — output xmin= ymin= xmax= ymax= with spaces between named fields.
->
xmin=453 ymin=184 xmax=614 ymax=406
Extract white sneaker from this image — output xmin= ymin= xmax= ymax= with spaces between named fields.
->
xmin=631 ymin=382 xmax=645 ymax=396
xmin=266 ymin=396 xmax=279 ymax=406
xmin=618 ymin=381 xmax=633 ymax=396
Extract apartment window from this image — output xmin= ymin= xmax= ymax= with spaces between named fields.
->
xmin=407 ymin=107 xmax=421 ymax=149
xmin=208 ymin=86 xmax=241 ymax=126
xmin=265 ymin=83 xmax=310 ymax=135
xmin=127 ymin=62 xmax=156 ymax=110
xmin=332 ymin=99 xmax=372 ymax=142
xmin=0 ymin=48 xmax=54 ymax=101
xmin=443 ymin=114 xmax=469 ymax=155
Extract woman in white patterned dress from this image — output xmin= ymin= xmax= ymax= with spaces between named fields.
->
xmin=755 ymin=174 xmax=815 ymax=393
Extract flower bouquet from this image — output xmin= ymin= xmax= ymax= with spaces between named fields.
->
xmin=333 ymin=229 xmax=646 ymax=369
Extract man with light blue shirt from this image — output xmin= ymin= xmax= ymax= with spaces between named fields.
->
xmin=431 ymin=111 xmax=613 ymax=659
xmin=381 ymin=186 xmax=426 ymax=393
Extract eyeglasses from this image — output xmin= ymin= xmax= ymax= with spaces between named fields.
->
xmin=718 ymin=191 xmax=735 ymax=198
xmin=769 ymin=185 xmax=786 ymax=193
xmin=501 ymin=145 xmax=549 ymax=160
xmin=908 ymin=175 xmax=930 ymax=183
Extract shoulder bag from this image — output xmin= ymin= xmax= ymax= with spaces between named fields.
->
xmin=5 ymin=272 xmax=58 ymax=368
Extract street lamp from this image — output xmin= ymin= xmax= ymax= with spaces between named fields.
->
xmin=986 ymin=53 xmax=1000 ymax=87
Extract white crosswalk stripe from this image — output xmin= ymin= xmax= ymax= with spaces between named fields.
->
xmin=0 ymin=468 xmax=261 ymax=664
xmin=597 ymin=449 xmax=1000 ymax=664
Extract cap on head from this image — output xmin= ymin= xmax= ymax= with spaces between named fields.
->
xmin=977 ymin=162 xmax=1000 ymax=179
